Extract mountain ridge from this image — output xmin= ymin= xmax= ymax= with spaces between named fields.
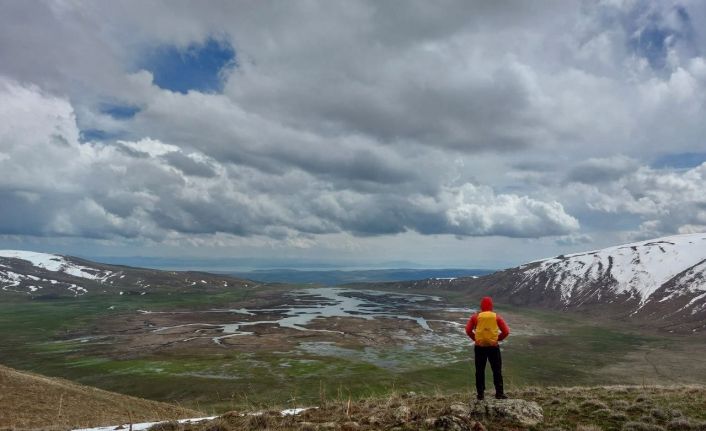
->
xmin=0 ymin=250 xmax=252 ymax=297
xmin=372 ymin=233 xmax=706 ymax=333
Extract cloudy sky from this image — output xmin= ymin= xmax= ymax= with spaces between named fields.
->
xmin=1 ymin=0 xmax=706 ymax=269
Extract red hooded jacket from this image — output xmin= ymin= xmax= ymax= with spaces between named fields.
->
xmin=465 ymin=296 xmax=510 ymax=346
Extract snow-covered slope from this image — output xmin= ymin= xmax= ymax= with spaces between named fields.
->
xmin=520 ymin=233 xmax=706 ymax=306
xmin=472 ymin=233 xmax=706 ymax=332
xmin=0 ymin=250 xmax=250 ymax=296
xmin=0 ymin=250 xmax=114 ymax=280
xmin=0 ymin=250 xmax=112 ymax=295
xmin=381 ymin=233 xmax=706 ymax=332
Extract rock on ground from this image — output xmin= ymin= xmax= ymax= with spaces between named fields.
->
xmin=467 ymin=399 xmax=543 ymax=426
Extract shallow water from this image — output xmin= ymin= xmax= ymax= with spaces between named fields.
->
xmin=145 ymin=287 xmax=476 ymax=347
xmin=208 ymin=287 xmax=446 ymax=343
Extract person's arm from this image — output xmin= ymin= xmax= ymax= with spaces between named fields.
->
xmin=465 ymin=314 xmax=477 ymax=341
xmin=497 ymin=314 xmax=510 ymax=341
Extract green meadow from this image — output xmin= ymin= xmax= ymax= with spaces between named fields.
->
xmin=0 ymin=287 xmax=692 ymax=414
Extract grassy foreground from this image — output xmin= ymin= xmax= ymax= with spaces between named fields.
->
xmin=147 ymin=385 xmax=706 ymax=431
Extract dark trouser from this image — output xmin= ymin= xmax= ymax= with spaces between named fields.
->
xmin=474 ymin=345 xmax=504 ymax=396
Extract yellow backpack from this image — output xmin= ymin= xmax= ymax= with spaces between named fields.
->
xmin=475 ymin=311 xmax=499 ymax=346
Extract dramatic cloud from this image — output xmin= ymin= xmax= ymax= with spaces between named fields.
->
xmin=566 ymin=156 xmax=640 ymax=184
xmin=0 ymin=78 xmax=578 ymax=243
xmin=2 ymin=1 xmax=706 ymax=266
xmin=563 ymin=161 xmax=706 ymax=240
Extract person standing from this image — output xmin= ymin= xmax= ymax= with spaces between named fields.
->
xmin=465 ymin=296 xmax=510 ymax=400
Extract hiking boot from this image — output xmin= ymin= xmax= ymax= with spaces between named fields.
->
xmin=495 ymin=393 xmax=508 ymax=399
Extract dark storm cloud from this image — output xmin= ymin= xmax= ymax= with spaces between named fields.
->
xmin=566 ymin=156 xmax=639 ymax=184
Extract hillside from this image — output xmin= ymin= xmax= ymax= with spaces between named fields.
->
xmin=375 ymin=233 xmax=706 ymax=333
xmin=0 ymin=363 xmax=201 ymax=429
xmin=0 ymin=250 xmax=252 ymax=298
xmin=93 ymin=385 xmax=706 ymax=431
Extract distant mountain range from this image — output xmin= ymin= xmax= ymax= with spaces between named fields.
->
xmin=231 ymin=268 xmax=492 ymax=285
xmin=0 ymin=250 xmax=251 ymax=297
xmin=380 ymin=233 xmax=706 ymax=333
xmin=3 ymin=233 xmax=706 ymax=332
xmin=0 ymin=249 xmax=489 ymax=296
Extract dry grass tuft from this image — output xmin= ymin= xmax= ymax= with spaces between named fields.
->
xmin=622 ymin=421 xmax=666 ymax=431
xmin=610 ymin=412 xmax=629 ymax=422
xmin=566 ymin=402 xmax=582 ymax=414
xmin=580 ymin=399 xmax=609 ymax=411
xmin=150 ymin=421 xmax=181 ymax=431
xmin=612 ymin=400 xmax=631 ymax=410
xmin=627 ymin=403 xmax=648 ymax=414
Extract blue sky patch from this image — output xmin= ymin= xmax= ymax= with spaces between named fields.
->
xmin=630 ymin=25 xmax=672 ymax=70
xmin=652 ymin=152 xmax=706 ymax=169
xmin=101 ymin=103 xmax=140 ymax=119
xmin=626 ymin=5 xmax=695 ymax=70
xmin=139 ymin=38 xmax=236 ymax=94
xmin=80 ymin=129 xmax=120 ymax=142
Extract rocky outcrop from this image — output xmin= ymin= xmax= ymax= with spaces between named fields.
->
xmin=466 ymin=399 xmax=544 ymax=426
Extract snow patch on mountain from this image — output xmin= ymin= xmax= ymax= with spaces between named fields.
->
xmin=521 ymin=233 xmax=706 ymax=304
xmin=0 ymin=250 xmax=113 ymax=281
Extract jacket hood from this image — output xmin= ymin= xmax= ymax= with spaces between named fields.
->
xmin=480 ymin=296 xmax=493 ymax=311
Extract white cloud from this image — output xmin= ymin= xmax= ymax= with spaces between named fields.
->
xmin=555 ymin=233 xmax=594 ymax=246
xmin=564 ymin=162 xmax=706 ymax=239
xmin=0 ymin=78 xmax=579 ymax=243
xmin=442 ymin=185 xmax=579 ymax=237
xmin=2 ymin=1 xmax=706 ymax=264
